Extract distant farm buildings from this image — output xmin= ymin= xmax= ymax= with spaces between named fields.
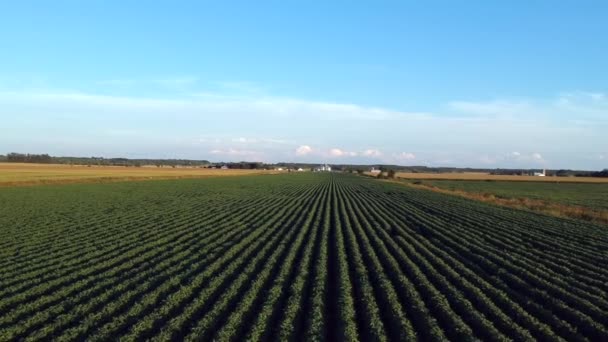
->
xmin=534 ymin=169 xmax=546 ymax=177
xmin=369 ymin=167 xmax=381 ymax=175
xmin=314 ymin=164 xmax=332 ymax=172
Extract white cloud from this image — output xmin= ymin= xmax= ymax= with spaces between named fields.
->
xmin=296 ymin=147 xmax=382 ymax=159
xmin=233 ymin=137 xmax=251 ymax=143
xmin=97 ymin=77 xmax=199 ymax=89
xmin=229 ymin=137 xmax=292 ymax=145
xmin=210 ymin=148 xmax=254 ymax=156
xmin=479 ymin=155 xmax=498 ymax=165
xmin=153 ymin=76 xmax=199 ymax=88
xmin=329 ymin=148 xmax=345 ymax=157
xmin=374 ymin=152 xmax=417 ymax=165
xmin=0 ymin=90 xmax=422 ymax=123
xmin=260 ymin=138 xmax=292 ymax=145
xmin=215 ymin=81 xmax=266 ymax=94
xmin=209 ymin=148 xmax=263 ymax=160
xmin=328 ymin=148 xmax=357 ymax=157
xmin=476 ymin=151 xmax=548 ymax=167
xmin=396 ymin=152 xmax=416 ymax=160
xmin=450 ymin=92 xmax=608 ymax=121
xmin=105 ymin=129 xmax=140 ymax=136
xmin=295 ymin=145 xmax=313 ymax=156
xmin=362 ymin=149 xmax=382 ymax=157
xmin=97 ymin=79 xmax=137 ymax=87
xmin=1 ymin=89 xmax=606 ymax=168
xmin=449 ymin=100 xmax=538 ymax=118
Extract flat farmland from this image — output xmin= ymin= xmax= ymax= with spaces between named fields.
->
xmin=419 ymin=180 xmax=608 ymax=210
xmin=0 ymin=163 xmax=277 ymax=187
xmin=1 ymin=173 xmax=607 ymax=341
xmin=394 ymin=172 xmax=608 ymax=183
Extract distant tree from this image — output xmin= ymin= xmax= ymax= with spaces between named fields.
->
xmin=592 ymin=169 xmax=608 ymax=178
xmin=7 ymin=153 xmax=52 ymax=163
xmin=387 ymin=169 xmax=396 ymax=178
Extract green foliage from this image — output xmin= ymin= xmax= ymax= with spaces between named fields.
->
xmin=6 ymin=152 xmax=52 ymax=163
xmin=425 ymin=180 xmax=608 ymax=209
xmin=0 ymin=174 xmax=607 ymax=341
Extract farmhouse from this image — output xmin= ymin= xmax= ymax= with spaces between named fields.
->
xmin=534 ymin=169 xmax=546 ymax=177
xmin=370 ymin=167 xmax=381 ymax=175
xmin=314 ymin=164 xmax=332 ymax=172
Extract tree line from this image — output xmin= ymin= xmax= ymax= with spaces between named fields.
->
xmin=1 ymin=153 xmax=606 ymax=176
xmin=5 ymin=153 xmax=53 ymax=163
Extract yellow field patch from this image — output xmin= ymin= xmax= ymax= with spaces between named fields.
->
xmin=0 ymin=163 xmax=281 ymax=187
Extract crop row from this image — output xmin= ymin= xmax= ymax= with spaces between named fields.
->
xmin=0 ymin=174 xmax=606 ymax=341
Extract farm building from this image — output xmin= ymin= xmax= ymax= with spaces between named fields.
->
xmin=314 ymin=164 xmax=332 ymax=172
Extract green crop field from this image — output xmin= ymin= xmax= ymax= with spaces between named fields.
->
xmin=419 ymin=179 xmax=608 ymax=210
xmin=1 ymin=173 xmax=607 ymax=341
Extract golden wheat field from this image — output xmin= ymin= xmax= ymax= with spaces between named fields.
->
xmin=0 ymin=163 xmax=280 ymax=187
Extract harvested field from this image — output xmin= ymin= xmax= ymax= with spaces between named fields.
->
xmin=0 ymin=163 xmax=279 ymax=187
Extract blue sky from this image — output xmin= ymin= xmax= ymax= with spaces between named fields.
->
xmin=0 ymin=1 xmax=606 ymax=169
